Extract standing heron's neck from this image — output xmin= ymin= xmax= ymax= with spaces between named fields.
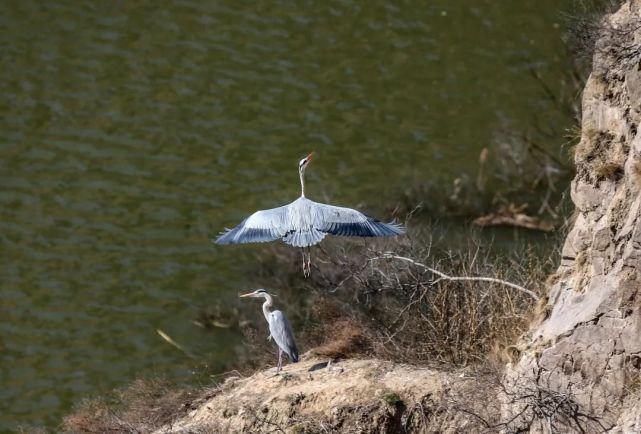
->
xmin=261 ymin=293 xmax=274 ymax=322
xmin=299 ymin=168 xmax=306 ymax=197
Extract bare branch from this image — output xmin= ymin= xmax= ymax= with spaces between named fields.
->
xmin=370 ymin=252 xmax=539 ymax=301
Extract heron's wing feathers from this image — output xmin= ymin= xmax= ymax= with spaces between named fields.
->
xmin=312 ymin=202 xmax=405 ymax=237
xmin=214 ymin=205 xmax=290 ymax=245
xmin=214 ymin=199 xmax=404 ymax=245
xmin=269 ymin=310 xmax=299 ymax=362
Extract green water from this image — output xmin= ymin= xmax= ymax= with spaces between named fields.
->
xmin=0 ymin=0 xmax=576 ymax=429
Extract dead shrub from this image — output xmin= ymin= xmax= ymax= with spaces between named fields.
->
xmin=564 ymin=0 xmax=627 ymax=75
xmin=405 ymin=365 xmax=609 ymax=433
xmin=575 ymin=130 xmax=629 ymax=183
xmin=308 ymin=317 xmax=370 ymax=359
xmin=62 ymin=378 xmax=206 ymax=433
xmin=245 ymin=228 xmax=555 ymax=369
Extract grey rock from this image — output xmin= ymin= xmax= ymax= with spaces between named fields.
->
xmin=503 ymin=2 xmax=641 ymax=432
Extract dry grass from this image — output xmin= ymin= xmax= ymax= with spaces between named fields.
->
xmin=574 ymin=129 xmax=629 ymax=184
xmin=594 ymin=161 xmax=624 ymax=180
xmin=239 ymin=228 xmax=556 ymax=370
xmin=630 ymin=157 xmax=641 ymax=188
xmin=62 ymin=378 xmax=215 ymax=433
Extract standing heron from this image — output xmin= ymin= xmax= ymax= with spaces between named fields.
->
xmin=240 ymin=289 xmax=299 ymax=374
xmin=215 ymin=153 xmax=404 ymax=276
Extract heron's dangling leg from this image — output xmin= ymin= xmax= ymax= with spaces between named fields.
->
xmin=277 ymin=348 xmax=283 ymax=374
xmin=302 ymin=247 xmax=312 ymax=278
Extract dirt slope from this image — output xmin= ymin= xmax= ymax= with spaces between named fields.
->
xmin=153 ymin=358 xmax=470 ymax=433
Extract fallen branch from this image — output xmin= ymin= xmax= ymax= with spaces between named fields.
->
xmin=370 ymin=252 xmax=539 ymax=301
xmin=473 ymin=203 xmax=554 ymax=232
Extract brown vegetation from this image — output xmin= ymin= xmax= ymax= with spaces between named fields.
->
xmin=62 ymin=378 xmax=206 ymax=433
xmin=242 ymin=229 xmax=554 ymax=369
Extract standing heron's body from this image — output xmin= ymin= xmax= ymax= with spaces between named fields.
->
xmin=240 ymin=289 xmax=298 ymax=373
xmin=215 ymin=153 xmax=404 ymax=276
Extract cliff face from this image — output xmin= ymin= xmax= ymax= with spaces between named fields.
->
xmin=504 ymin=1 xmax=641 ymax=431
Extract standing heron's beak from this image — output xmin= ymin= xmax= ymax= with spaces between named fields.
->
xmin=239 ymin=291 xmax=255 ymax=298
xmin=306 ymin=152 xmax=314 ymax=162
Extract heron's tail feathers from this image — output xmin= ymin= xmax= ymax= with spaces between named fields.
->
xmin=289 ymin=348 xmax=299 ymax=363
xmin=282 ymin=228 xmax=326 ymax=247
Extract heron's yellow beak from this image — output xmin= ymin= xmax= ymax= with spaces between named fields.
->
xmin=239 ymin=291 xmax=255 ymax=298
xmin=306 ymin=152 xmax=314 ymax=162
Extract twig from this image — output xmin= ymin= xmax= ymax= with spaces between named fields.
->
xmin=370 ymin=252 xmax=539 ymax=301
xmin=157 ymin=329 xmax=198 ymax=359
xmin=251 ymin=408 xmax=287 ymax=434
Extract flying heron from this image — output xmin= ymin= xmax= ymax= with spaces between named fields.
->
xmin=240 ymin=288 xmax=299 ymax=374
xmin=215 ymin=153 xmax=404 ymax=276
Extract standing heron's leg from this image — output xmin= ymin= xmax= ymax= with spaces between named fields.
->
xmin=277 ymin=348 xmax=283 ymax=374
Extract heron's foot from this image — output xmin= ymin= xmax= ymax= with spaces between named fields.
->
xmin=279 ymin=372 xmax=294 ymax=382
xmin=267 ymin=334 xmax=272 ymax=342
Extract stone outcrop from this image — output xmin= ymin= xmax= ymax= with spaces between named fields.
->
xmin=503 ymin=1 xmax=641 ymax=431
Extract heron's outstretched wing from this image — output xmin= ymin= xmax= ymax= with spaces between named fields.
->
xmin=214 ymin=205 xmax=290 ymax=245
xmin=312 ymin=202 xmax=405 ymax=237
xmin=269 ymin=310 xmax=299 ymax=362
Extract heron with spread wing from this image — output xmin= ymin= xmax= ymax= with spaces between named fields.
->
xmin=215 ymin=153 xmax=404 ymax=276
xmin=240 ymin=289 xmax=298 ymax=374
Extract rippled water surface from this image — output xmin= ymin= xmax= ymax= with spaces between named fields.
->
xmin=1 ymin=0 xmax=577 ymax=429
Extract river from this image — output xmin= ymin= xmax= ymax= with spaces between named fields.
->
xmin=0 ymin=0 xmax=579 ymax=429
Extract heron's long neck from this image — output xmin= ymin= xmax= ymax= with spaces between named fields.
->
xmin=262 ymin=294 xmax=273 ymax=322
xmin=299 ymin=168 xmax=305 ymax=198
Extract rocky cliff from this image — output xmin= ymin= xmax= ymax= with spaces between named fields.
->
xmin=503 ymin=1 xmax=641 ymax=432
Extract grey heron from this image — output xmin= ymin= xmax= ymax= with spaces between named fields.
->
xmin=240 ymin=288 xmax=299 ymax=373
xmin=215 ymin=153 xmax=404 ymax=276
